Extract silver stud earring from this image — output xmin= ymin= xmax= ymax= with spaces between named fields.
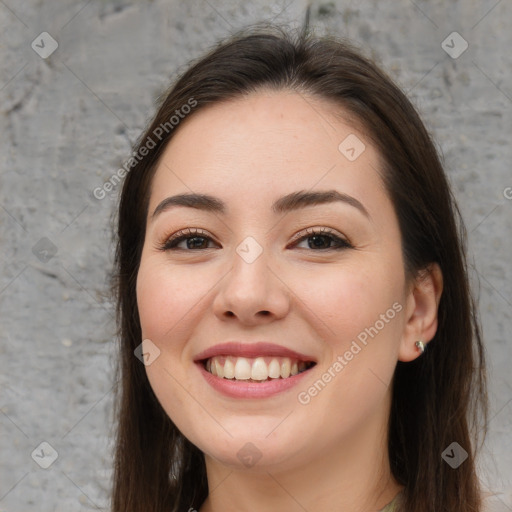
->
xmin=415 ymin=340 xmax=425 ymax=354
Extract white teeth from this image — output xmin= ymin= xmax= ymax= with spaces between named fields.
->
xmin=214 ymin=358 xmax=224 ymax=378
xmin=223 ymin=358 xmax=235 ymax=379
xmin=251 ymin=357 xmax=268 ymax=381
xmin=234 ymin=358 xmax=252 ymax=380
xmin=204 ymin=355 xmax=314 ymax=381
xmin=280 ymin=359 xmax=291 ymax=378
xmin=268 ymin=359 xmax=281 ymax=379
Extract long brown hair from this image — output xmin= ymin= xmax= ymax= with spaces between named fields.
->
xmin=109 ymin=24 xmax=488 ymax=512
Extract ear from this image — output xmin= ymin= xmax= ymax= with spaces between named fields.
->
xmin=398 ymin=263 xmax=443 ymax=362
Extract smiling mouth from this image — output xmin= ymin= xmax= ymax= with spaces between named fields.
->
xmin=202 ymin=355 xmax=316 ymax=382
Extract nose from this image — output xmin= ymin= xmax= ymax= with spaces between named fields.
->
xmin=212 ymin=241 xmax=290 ymax=325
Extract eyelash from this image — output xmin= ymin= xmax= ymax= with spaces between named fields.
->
xmin=157 ymin=227 xmax=353 ymax=252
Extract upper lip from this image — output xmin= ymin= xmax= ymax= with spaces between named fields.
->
xmin=194 ymin=342 xmax=317 ymax=363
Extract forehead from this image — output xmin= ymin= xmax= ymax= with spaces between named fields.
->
xmin=149 ymin=90 xmax=388 ymax=218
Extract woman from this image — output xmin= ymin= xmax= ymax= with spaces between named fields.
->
xmin=110 ymin=25 xmax=488 ymax=512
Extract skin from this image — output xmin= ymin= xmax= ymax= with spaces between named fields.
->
xmin=136 ymin=90 xmax=443 ymax=512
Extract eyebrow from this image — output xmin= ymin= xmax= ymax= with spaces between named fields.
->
xmin=151 ymin=189 xmax=370 ymax=220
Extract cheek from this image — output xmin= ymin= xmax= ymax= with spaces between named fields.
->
xmin=136 ymin=259 xmax=210 ymax=341
xmin=135 ymin=260 xmax=204 ymax=432
xmin=295 ymin=267 xmax=403 ymax=432
xmin=294 ymin=261 xmax=404 ymax=410
xmin=292 ymin=261 xmax=403 ymax=346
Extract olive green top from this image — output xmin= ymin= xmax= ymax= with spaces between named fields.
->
xmin=379 ymin=492 xmax=402 ymax=512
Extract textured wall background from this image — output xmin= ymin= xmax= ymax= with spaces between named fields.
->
xmin=1 ymin=1 xmax=511 ymax=511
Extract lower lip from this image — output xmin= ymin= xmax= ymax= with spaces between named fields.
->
xmin=196 ymin=361 xmax=313 ymax=399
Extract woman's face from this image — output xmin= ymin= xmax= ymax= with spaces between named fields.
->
xmin=136 ymin=90 xmax=413 ymax=472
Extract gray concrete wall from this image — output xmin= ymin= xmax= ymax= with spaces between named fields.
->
xmin=1 ymin=1 xmax=510 ymax=510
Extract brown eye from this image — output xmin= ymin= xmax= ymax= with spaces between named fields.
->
xmin=291 ymin=227 xmax=353 ymax=251
xmin=158 ymin=228 xmax=218 ymax=251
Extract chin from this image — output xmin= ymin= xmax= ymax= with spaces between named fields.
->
xmin=195 ymin=432 xmax=308 ymax=473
